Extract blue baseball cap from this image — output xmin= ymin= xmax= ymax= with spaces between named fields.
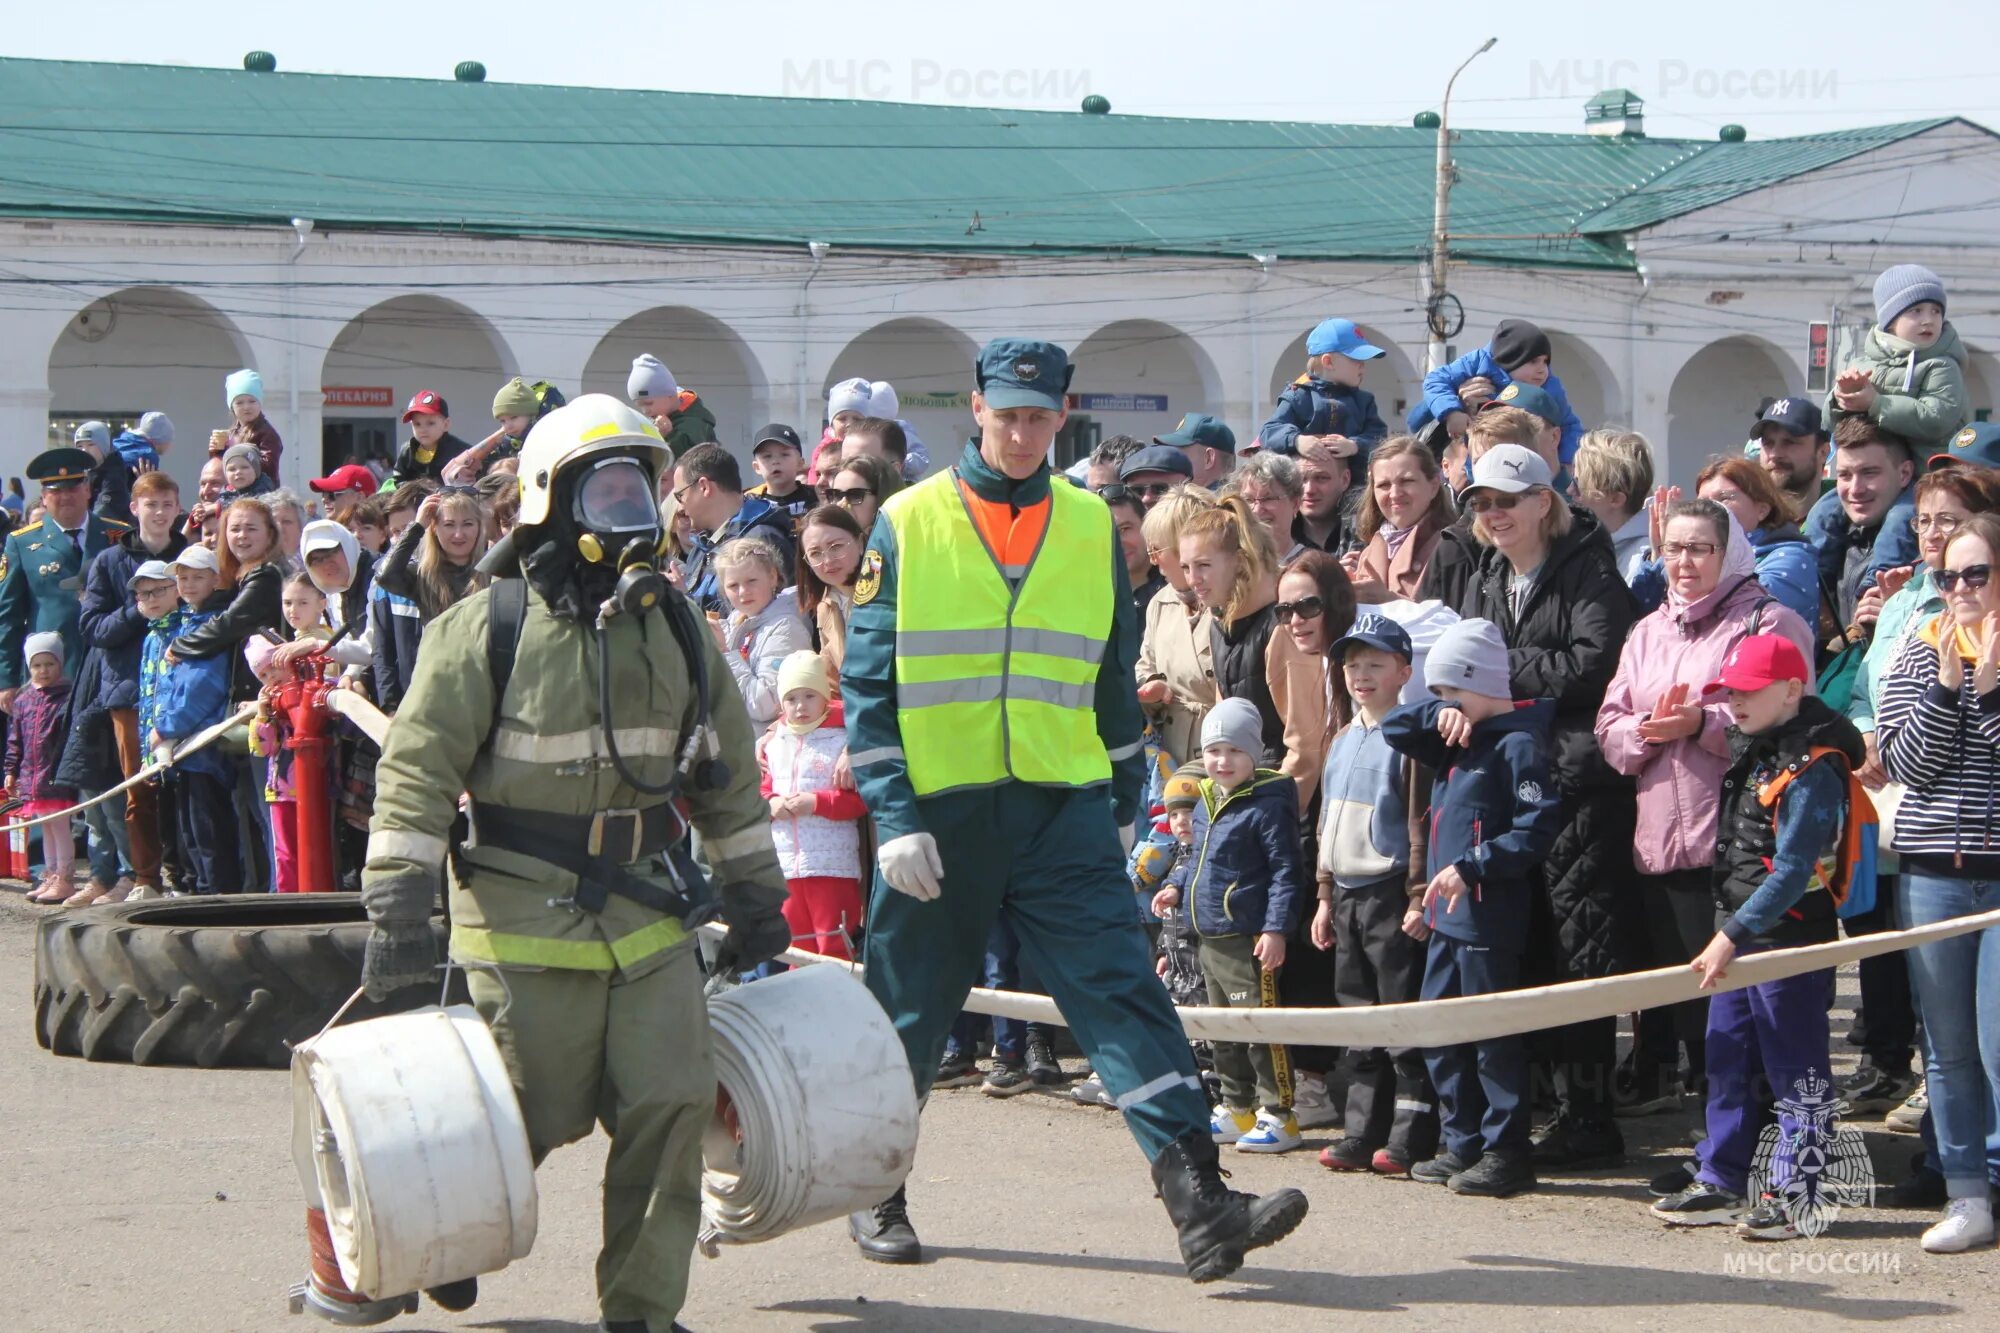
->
xmin=1155 ymin=413 xmax=1237 ymax=454
xmin=1932 ymin=422 xmax=2000 ymax=472
xmin=1118 ymin=444 xmax=1195 ymax=482
xmin=1306 ymin=318 xmax=1385 ymax=360
xmin=1332 ymin=612 xmax=1413 ymax=662
xmin=1755 ymin=396 xmax=1827 ymax=442
xmin=975 ymin=338 xmax=1073 ymax=411
xmin=1481 ymin=381 xmax=1564 ymax=429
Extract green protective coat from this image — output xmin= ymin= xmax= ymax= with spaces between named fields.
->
xmin=361 ymin=581 xmax=786 ymax=1326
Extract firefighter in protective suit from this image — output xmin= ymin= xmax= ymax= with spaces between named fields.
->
xmin=359 ymin=395 xmax=790 ymax=1333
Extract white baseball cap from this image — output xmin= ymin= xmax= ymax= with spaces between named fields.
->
xmin=169 ymin=545 xmax=219 ymax=573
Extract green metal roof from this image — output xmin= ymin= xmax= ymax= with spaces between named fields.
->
xmin=0 ymin=58 xmax=1969 ymax=269
xmin=1575 ymin=119 xmax=1961 ymax=234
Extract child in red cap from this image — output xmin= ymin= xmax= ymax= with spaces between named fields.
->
xmin=1650 ymin=633 xmax=1866 ymax=1241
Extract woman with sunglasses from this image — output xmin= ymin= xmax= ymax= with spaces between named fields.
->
xmin=796 ymin=504 xmax=867 ymax=677
xmin=1878 ymin=510 xmax=2000 ymax=1254
xmin=1595 ymin=497 xmax=1815 ymax=1127
xmin=1455 ymin=443 xmax=1638 ymax=1168
xmin=1346 ymin=437 xmax=1455 ymax=604
xmin=825 ymin=454 xmax=901 ymax=535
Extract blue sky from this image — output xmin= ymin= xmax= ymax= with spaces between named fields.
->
xmin=14 ymin=0 xmax=1999 ymax=138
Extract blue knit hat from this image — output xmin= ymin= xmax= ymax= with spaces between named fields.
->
xmin=1873 ymin=264 xmax=1947 ymax=330
xmin=225 ymin=368 xmax=264 ymax=408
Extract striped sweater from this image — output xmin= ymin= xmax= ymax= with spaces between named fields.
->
xmin=1876 ymin=626 xmax=2000 ymax=874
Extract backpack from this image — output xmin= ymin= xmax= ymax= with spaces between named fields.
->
xmin=1756 ymin=746 xmax=1879 ymax=918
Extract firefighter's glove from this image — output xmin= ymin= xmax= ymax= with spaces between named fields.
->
xmin=878 ymin=833 xmax=944 ymax=902
xmin=361 ymin=922 xmax=437 ymax=1001
xmin=711 ymin=904 xmax=792 ymax=975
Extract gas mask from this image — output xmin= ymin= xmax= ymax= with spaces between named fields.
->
xmin=572 ymin=456 xmax=669 ymax=623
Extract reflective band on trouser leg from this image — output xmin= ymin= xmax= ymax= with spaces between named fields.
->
xmin=885 ymin=471 xmax=1115 ymax=797
xmin=452 ymin=917 xmax=688 ymax=971
xmin=1260 ymin=963 xmax=1294 ymax=1109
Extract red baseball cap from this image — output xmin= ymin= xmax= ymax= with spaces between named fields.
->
xmin=308 ymin=463 xmax=379 ymax=496
xmin=1702 ymin=634 xmax=1809 ymax=698
xmin=401 ymin=390 xmax=448 ymax=423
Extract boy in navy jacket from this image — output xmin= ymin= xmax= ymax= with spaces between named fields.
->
xmin=1257 ymin=317 xmax=1389 ymax=481
xmin=1407 ymin=319 xmax=1586 ymax=464
xmin=1153 ymin=698 xmax=1306 ymax=1155
xmin=1382 ymin=617 xmax=1562 ymax=1198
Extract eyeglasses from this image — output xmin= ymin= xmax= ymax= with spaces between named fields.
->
xmin=1272 ymin=596 xmax=1325 ymax=624
xmin=1916 ymin=514 xmax=1967 ymax=534
xmin=827 ymin=487 xmax=877 ymax=506
xmin=1934 ymin=564 xmax=1993 ymax=593
xmin=1129 ymin=482 xmax=1177 ymax=500
xmin=1464 ymin=493 xmax=1526 ymax=514
xmin=1093 ymin=484 xmax=1132 ymax=501
xmin=669 ymin=480 xmax=697 ymax=504
xmin=439 ymin=483 xmax=481 ymax=499
xmin=1659 ymin=541 xmax=1720 ymax=560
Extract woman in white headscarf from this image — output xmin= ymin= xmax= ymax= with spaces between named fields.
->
xmin=1594 ymin=498 xmax=1816 ymax=1116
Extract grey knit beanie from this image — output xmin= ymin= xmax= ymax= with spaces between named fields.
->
xmin=1873 ymin=264 xmax=1947 ymax=330
xmin=1200 ymin=698 xmax=1264 ymax=762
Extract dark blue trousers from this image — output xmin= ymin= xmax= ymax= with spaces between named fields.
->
xmin=1422 ymin=934 xmax=1527 ymax=1159
xmin=1697 ymin=967 xmax=1833 ymax=1197
xmin=944 ymin=917 xmax=1053 ymax=1059
xmin=176 ymin=770 xmax=241 ymax=895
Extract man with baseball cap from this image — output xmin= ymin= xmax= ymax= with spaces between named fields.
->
xmin=1750 ymin=398 xmax=1832 ymax=519
xmin=745 ymin=422 xmax=813 ymax=535
xmin=1155 ymin=413 xmax=1237 ymax=490
xmin=309 ymin=463 xmax=380 ymax=523
xmin=390 ymin=389 xmax=471 ymax=484
xmin=0 ymin=447 xmax=131 ymax=712
xmin=1930 ymin=422 xmax=2000 ymax=472
xmin=1117 ymin=443 xmax=1196 ymax=510
xmin=842 ymin=335 xmax=1308 ymax=1278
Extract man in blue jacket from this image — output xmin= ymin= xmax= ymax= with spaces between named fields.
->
xmin=1407 ymin=319 xmax=1586 ymax=464
xmin=669 ymin=442 xmax=795 ymax=614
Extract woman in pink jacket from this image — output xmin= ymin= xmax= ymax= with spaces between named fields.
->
xmin=1594 ymin=498 xmax=1815 ymax=1115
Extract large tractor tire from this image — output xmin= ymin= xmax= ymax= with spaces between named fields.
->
xmin=32 ymin=894 xmax=459 ymax=1069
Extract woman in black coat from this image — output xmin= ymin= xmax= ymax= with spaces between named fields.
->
xmin=1454 ymin=446 xmax=1638 ymax=1167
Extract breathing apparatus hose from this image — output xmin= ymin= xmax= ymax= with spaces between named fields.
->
xmin=594 ymin=590 xmax=725 ymax=798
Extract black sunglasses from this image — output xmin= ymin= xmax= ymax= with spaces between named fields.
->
xmin=1935 ymin=564 xmax=1993 ymax=593
xmin=1273 ymin=596 xmax=1326 ymax=624
xmin=1093 ymin=484 xmax=1132 ymax=501
xmin=1465 ymin=493 xmax=1527 ymax=514
xmin=827 ymin=487 xmax=877 ymax=506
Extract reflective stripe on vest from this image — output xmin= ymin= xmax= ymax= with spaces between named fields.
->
xmin=450 ymin=916 xmax=689 ymax=971
xmin=885 ymin=470 xmax=1114 ymax=796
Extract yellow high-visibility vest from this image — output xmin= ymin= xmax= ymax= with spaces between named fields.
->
xmin=885 ymin=473 xmax=1114 ymax=796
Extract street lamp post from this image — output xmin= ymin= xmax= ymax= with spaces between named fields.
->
xmin=1425 ymin=37 xmax=1497 ymax=374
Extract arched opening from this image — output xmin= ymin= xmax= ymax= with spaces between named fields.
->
xmin=1065 ymin=320 xmax=1223 ymax=467
xmin=1265 ymin=324 xmax=1419 ymax=437
xmin=1544 ymin=329 xmax=1618 ymax=432
xmin=47 ymin=287 xmax=252 ymax=499
xmin=319 ymin=296 xmax=515 ymax=476
xmin=1666 ymin=336 xmax=1799 ymax=487
xmin=1962 ymin=346 xmax=1999 ymax=424
xmin=584 ymin=307 xmax=765 ymax=456
xmin=823 ymin=318 xmax=981 ymax=472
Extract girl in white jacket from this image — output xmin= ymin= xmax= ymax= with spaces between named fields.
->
xmin=760 ymin=652 xmax=867 ymax=958
xmin=714 ymin=535 xmax=812 ymax=726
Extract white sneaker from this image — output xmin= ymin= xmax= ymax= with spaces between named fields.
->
xmin=1292 ymin=1073 xmax=1341 ymax=1129
xmin=1922 ymin=1198 xmax=1997 ymax=1254
xmin=1234 ymin=1109 xmax=1303 ymax=1154
xmin=1210 ymin=1105 xmax=1255 ymax=1145
xmin=125 ymin=885 xmax=162 ymax=902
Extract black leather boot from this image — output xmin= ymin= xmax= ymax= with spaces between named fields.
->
xmin=424 ymin=1277 xmax=477 ymax=1312
xmin=848 ymin=1184 xmax=921 ymax=1264
xmin=1151 ymin=1131 xmax=1309 ymax=1283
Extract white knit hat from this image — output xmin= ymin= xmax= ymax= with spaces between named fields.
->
xmin=777 ymin=650 xmax=833 ymax=701
xmin=23 ymin=631 xmax=63 ymax=670
xmin=868 ymin=381 xmax=899 ymax=419
xmin=627 ymin=354 xmax=679 ymax=402
xmin=828 ymin=377 xmax=874 ymax=419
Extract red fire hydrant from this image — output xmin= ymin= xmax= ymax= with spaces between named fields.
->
xmin=261 ymin=650 xmax=342 ymax=894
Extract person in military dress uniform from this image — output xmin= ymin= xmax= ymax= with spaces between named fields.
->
xmin=0 ymin=447 xmax=130 ymax=712
xmin=840 ymin=338 xmax=1309 ymax=1282
xmin=358 ymin=396 xmax=791 ymax=1333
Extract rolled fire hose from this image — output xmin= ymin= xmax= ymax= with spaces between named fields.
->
xmin=698 ymin=964 xmax=919 ymax=1255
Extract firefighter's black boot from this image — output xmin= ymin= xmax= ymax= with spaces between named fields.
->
xmin=1150 ymin=1130 xmax=1309 ymax=1283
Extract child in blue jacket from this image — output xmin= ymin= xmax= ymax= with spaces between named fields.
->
xmin=1151 ymin=698 xmax=1306 ymax=1156
xmin=1381 ymin=617 xmax=1562 ymax=1200
xmin=147 ymin=547 xmax=239 ymax=894
xmin=1257 ymin=318 xmax=1390 ymax=480
xmin=1407 ymin=319 xmax=1586 ymax=463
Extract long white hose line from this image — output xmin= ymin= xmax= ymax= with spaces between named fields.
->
xmin=0 ymin=701 xmax=260 ymax=835
xmin=330 ymin=687 xmax=2000 ymax=1051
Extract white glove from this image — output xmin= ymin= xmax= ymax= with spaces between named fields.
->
xmin=879 ymin=832 xmax=944 ymax=902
